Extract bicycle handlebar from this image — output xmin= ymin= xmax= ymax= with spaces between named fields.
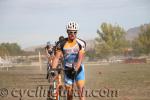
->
xmin=49 ymin=67 xmax=74 ymax=72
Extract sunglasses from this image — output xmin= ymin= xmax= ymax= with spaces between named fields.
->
xmin=67 ymin=31 xmax=77 ymax=34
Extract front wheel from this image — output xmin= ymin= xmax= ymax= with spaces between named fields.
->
xmin=57 ymin=86 xmax=68 ymax=100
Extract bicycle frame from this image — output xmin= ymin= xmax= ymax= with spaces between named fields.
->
xmin=48 ymin=68 xmax=66 ymax=100
xmin=48 ymin=65 xmax=77 ymax=100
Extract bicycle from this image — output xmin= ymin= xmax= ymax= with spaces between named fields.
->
xmin=47 ymin=63 xmax=66 ymax=100
xmin=47 ymin=64 xmax=77 ymax=100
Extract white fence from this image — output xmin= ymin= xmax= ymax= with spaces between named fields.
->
xmin=0 ymin=57 xmax=12 ymax=71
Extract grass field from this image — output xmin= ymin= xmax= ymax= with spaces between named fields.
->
xmin=0 ymin=63 xmax=150 ymax=100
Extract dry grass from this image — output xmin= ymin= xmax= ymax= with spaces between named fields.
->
xmin=0 ymin=63 xmax=150 ymax=100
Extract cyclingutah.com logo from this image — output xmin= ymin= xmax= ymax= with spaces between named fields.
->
xmin=0 ymin=88 xmax=9 ymax=97
xmin=0 ymin=86 xmax=119 ymax=99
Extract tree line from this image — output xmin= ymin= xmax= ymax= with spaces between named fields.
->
xmin=0 ymin=43 xmax=23 ymax=56
xmin=0 ymin=23 xmax=149 ymax=58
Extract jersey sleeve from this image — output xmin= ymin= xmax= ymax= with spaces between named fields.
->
xmin=77 ymin=38 xmax=86 ymax=53
xmin=80 ymin=42 xmax=86 ymax=53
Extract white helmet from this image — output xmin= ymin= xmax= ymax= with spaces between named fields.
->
xmin=47 ymin=41 xmax=51 ymax=46
xmin=66 ymin=21 xmax=79 ymax=31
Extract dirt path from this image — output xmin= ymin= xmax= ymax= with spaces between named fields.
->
xmin=0 ymin=65 xmax=49 ymax=100
xmin=1 ymin=64 xmax=150 ymax=100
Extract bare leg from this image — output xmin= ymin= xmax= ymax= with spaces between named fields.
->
xmin=65 ymin=85 xmax=74 ymax=100
xmin=76 ymin=80 xmax=85 ymax=100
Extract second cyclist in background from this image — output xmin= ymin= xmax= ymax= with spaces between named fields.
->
xmin=45 ymin=41 xmax=54 ymax=79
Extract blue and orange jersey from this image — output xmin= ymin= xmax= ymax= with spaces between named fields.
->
xmin=56 ymin=38 xmax=86 ymax=68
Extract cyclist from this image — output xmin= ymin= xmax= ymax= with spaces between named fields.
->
xmin=59 ymin=36 xmax=65 ymax=42
xmin=52 ymin=21 xmax=86 ymax=100
xmin=54 ymin=36 xmax=65 ymax=55
xmin=45 ymin=41 xmax=54 ymax=79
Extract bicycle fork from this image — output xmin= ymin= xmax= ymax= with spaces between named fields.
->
xmin=52 ymin=75 xmax=62 ymax=100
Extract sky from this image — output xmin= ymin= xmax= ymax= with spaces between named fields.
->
xmin=0 ymin=0 xmax=150 ymax=48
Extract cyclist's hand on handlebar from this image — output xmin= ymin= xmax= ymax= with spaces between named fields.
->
xmin=71 ymin=67 xmax=78 ymax=76
xmin=50 ymin=70 xmax=55 ymax=77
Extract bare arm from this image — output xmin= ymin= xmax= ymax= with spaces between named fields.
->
xmin=76 ymin=50 xmax=85 ymax=70
xmin=52 ymin=51 xmax=62 ymax=68
xmin=45 ymin=49 xmax=49 ymax=58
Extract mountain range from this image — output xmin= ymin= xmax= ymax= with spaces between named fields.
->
xmin=126 ymin=23 xmax=149 ymax=41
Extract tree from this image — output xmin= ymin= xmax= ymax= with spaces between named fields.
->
xmin=132 ymin=24 xmax=150 ymax=56
xmin=86 ymin=48 xmax=96 ymax=61
xmin=0 ymin=45 xmax=9 ymax=56
xmin=95 ymin=22 xmax=129 ymax=58
xmin=0 ymin=43 xmax=22 ymax=56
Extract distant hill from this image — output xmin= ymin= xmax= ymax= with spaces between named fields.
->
xmin=126 ymin=23 xmax=150 ymax=41
xmin=85 ymin=39 xmax=95 ymax=50
xmin=126 ymin=26 xmax=141 ymax=41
